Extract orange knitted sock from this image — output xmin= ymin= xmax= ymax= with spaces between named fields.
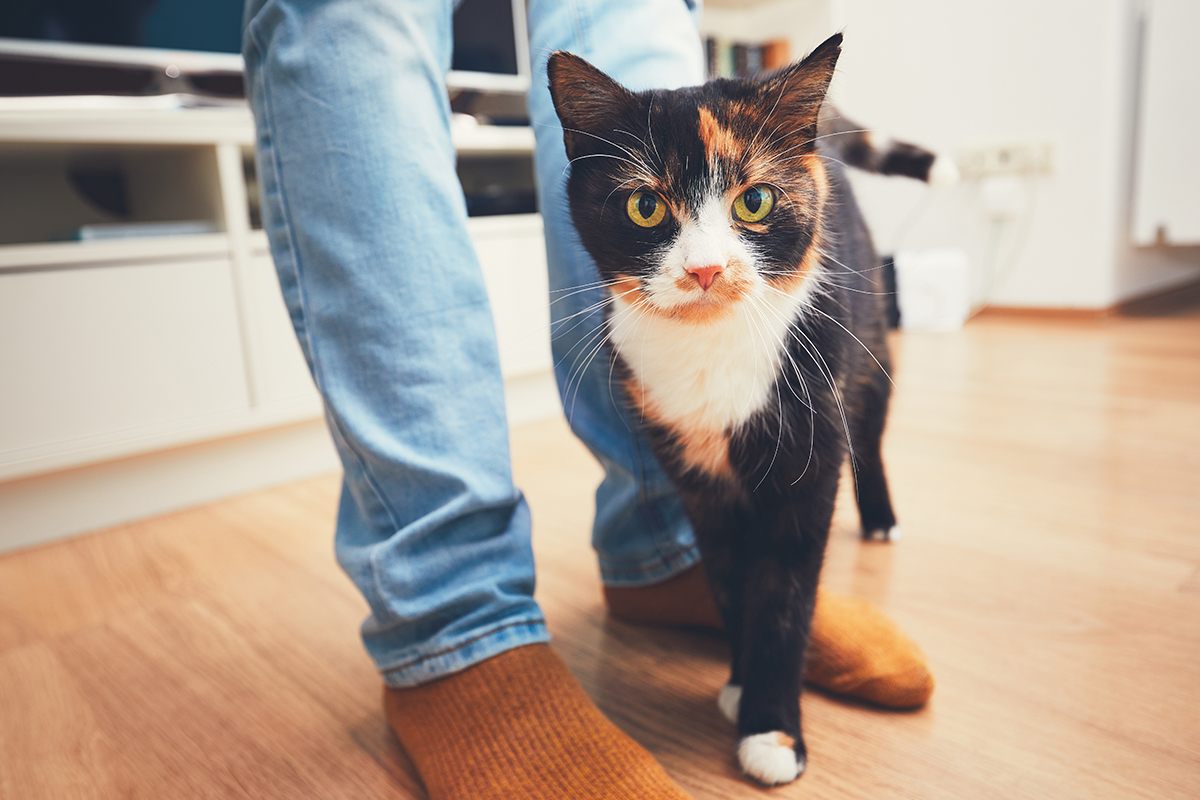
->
xmin=384 ymin=644 xmax=691 ymax=799
xmin=605 ymin=566 xmax=933 ymax=709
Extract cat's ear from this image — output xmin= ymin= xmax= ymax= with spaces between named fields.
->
xmin=759 ymin=33 xmax=843 ymax=144
xmin=547 ymin=51 xmax=635 ymax=160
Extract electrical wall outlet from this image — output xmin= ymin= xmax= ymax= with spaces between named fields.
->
xmin=957 ymin=142 xmax=1054 ymax=180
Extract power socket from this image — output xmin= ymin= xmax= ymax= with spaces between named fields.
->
xmin=957 ymin=142 xmax=1054 ymax=180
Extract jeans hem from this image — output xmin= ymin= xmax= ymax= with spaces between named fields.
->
xmin=379 ymin=618 xmax=550 ymax=688
xmin=597 ymin=541 xmax=702 ymax=588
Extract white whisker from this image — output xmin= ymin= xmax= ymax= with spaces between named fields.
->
xmin=812 ymin=307 xmax=894 ymax=386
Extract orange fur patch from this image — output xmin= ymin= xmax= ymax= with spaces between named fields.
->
xmin=658 ymin=300 xmax=734 ymax=325
xmin=628 ymin=385 xmax=735 ymax=481
xmin=726 ymin=99 xmax=751 ymax=118
xmin=675 ymin=425 xmax=734 ymax=480
xmin=774 ymin=733 xmax=797 ymax=749
xmin=698 ymin=107 xmax=742 ymax=164
xmin=613 ymin=274 xmax=644 ymax=298
xmin=802 ymin=154 xmax=830 ymax=205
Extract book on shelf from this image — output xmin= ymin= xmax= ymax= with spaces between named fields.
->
xmin=70 ymin=221 xmax=218 ymax=242
xmin=704 ymin=37 xmax=791 ymax=79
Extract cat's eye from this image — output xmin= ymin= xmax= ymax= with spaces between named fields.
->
xmin=733 ymin=185 xmax=775 ymax=223
xmin=626 ymin=190 xmax=668 ymax=228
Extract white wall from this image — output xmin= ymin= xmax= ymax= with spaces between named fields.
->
xmin=703 ymin=0 xmax=1200 ymax=309
xmin=836 ymin=0 xmax=1127 ymax=309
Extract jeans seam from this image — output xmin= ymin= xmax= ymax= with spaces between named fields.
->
xmin=379 ymin=616 xmax=546 ymax=675
xmin=598 ymin=537 xmax=699 ymax=577
xmin=249 ymin=21 xmax=406 ymax=615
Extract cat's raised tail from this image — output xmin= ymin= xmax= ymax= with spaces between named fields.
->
xmin=818 ymin=104 xmax=959 ymax=186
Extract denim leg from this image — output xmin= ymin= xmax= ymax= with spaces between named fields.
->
xmin=527 ymin=0 xmax=706 ymax=586
xmin=243 ymin=0 xmax=547 ymax=687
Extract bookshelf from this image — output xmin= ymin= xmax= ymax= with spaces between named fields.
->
xmin=699 ymin=0 xmax=838 ymax=79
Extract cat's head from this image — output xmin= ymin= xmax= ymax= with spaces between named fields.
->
xmin=548 ymin=34 xmax=842 ymax=323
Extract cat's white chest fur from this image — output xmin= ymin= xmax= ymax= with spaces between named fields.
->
xmin=609 ymin=284 xmax=813 ymax=433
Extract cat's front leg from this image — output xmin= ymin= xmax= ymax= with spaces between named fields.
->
xmin=731 ymin=495 xmax=834 ymax=785
xmin=680 ymin=492 xmax=749 ymax=719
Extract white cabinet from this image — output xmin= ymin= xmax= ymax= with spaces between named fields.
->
xmin=0 ymin=105 xmax=555 ymax=544
xmin=1133 ymin=0 xmax=1200 ymax=246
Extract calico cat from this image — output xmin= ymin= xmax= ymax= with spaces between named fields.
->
xmin=548 ymin=34 xmax=938 ymax=785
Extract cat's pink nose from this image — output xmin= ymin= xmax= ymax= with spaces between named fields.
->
xmin=685 ymin=264 xmax=723 ymax=290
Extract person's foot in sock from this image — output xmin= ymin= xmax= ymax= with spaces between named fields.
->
xmin=604 ymin=566 xmax=934 ymax=709
xmin=384 ymin=644 xmax=691 ymax=799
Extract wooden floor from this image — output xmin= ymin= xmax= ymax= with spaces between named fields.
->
xmin=2 ymin=306 xmax=1199 ymax=799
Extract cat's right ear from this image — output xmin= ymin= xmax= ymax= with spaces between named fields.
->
xmin=547 ymin=52 xmax=634 ymax=160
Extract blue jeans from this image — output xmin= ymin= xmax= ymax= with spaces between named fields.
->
xmin=243 ymin=0 xmax=705 ymax=687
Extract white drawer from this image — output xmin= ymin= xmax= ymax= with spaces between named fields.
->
xmin=243 ymin=255 xmax=320 ymax=412
xmin=0 ymin=258 xmax=250 ymax=477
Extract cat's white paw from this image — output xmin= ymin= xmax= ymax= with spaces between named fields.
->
xmin=717 ymin=684 xmax=741 ymax=724
xmin=927 ymin=155 xmax=960 ymax=186
xmin=737 ymin=732 xmax=804 ymax=785
xmin=864 ymin=525 xmax=903 ymax=542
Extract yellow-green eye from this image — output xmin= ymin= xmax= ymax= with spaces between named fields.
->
xmin=626 ymin=190 xmax=668 ymax=228
xmin=733 ymin=185 xmax=775 ymax=223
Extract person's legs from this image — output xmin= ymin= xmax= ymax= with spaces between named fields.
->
xmin=244 ymin=0 xmax=689 ymax=795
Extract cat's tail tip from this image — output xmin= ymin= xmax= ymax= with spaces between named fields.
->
xmin=926 ymin=153 xmax=961 ymax=187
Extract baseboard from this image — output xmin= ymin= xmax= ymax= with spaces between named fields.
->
xmin=974 ymin=305 xmax=1111 ymax=321
xmin=0 ymin=419 xmax=340 ymax=555
xmin=977 ymin=275 xmax=1200 ymax=321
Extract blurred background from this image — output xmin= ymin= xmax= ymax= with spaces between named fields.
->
xmin=0 ymin=2 xmax=1196 ymax=799
xmin=1 ymin=0 xmax=1195 ymax=549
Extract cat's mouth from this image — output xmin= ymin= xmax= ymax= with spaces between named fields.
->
xmin=610 ymin=269 xmax=753 ymax=324
xmin=672 ymin=270 xmax=737 ymax=302
xmin=669 ymin=266 xmax=751 ymax=312
xmin=674 ymin=288 xmax=739 ymax=314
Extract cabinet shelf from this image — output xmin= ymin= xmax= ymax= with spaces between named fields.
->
xmin=0 ymin=233 xmax=232 ymax=272
xmin=453 ymin=123 xmax=535 ymax=156
xmin=0 ymin=101 xmax=534 ymax=154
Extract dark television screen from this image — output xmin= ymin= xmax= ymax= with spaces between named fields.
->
xmin=0 ymin=0 xmax=244 ymax=53
xmin=452 ymin=0 xmax=518 ymax=75
xmin=0 ymin=0 xmax=519 ymax=75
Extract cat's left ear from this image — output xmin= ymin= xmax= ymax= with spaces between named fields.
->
xmin=547 ymin=51 xmax=635 ymax=160
xmin=758 ymin=32 xmax=843 ymax=144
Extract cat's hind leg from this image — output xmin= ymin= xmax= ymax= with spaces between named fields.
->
xmin=853 ymin=368 xmax=901 ymax=542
